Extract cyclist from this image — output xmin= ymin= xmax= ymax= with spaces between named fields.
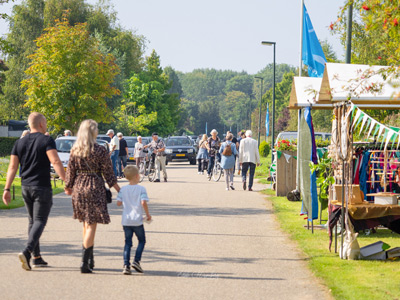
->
xmin=207 ymin=129 xmax=221 ymax=180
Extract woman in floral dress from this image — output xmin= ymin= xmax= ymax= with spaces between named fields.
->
xmin=65 ymin=120 xmax=120 ymax=273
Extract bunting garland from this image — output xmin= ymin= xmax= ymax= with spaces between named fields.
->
xmin=350 ymin=103 xmax=400 ymax=150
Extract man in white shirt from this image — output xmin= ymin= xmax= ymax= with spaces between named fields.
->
xmin=239 ymin=130 xmax=260 ymax=191
xmin=107 ymin=129 xmax=120 ymax=176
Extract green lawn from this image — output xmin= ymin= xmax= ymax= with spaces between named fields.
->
xmin=262 ymin=188 xmax=400 ymax=299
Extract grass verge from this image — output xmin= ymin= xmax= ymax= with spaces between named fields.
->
xmin=262 ymin=189 xmax=400 ymax=300
xmin=0 ymin=178 xmax=65 ymax=210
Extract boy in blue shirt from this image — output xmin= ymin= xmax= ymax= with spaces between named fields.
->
xmin=117 ymin=165 xmax=151 ymax=275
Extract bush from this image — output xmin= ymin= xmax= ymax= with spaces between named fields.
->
xmin=0 ymin=137 xmax=18 ymax=157
xmin=259 ymin=141 xmax=270 ymax=157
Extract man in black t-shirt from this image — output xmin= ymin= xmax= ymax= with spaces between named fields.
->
xmin=2 ymin=112 xmax=65 ymax=271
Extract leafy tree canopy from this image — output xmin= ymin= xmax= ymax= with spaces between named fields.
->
xmin=22 ymin=17 xmax=120 ymax=134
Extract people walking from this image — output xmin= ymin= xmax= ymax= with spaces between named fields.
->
xmin=117 ymin=132 xmax=128 ymax=179
xmin=236 ymin=131 xmax=245 ymax=175
xmin=134 ymin=136 xmax=146 ymax=169
xmin=116 ymin=165 xmax=151 ymax=275
xmin=65 ymin=120 xmax=120 ymax=273
xmin=2 ymin=112 xmax=66 ymax=271
xmin=224 ymin=131 xmax=238 ymax=173
xmin=207 ymin=129 xmax=220 ymax=180
xmin=239 ymin=130 xmax=261 ymax=191
xmin=107 ymin=129 xmax=120 ymax=177
xmin=196 ymin=134 xmax=209 ymax=174
xmin=144 ymin=132 xmax=167 ymax=182
xmin=219 ymin=133 xmax=238 ymax=191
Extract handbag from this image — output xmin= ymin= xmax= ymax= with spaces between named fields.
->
xmin=84 ymin=160 xmax=112 ymax=204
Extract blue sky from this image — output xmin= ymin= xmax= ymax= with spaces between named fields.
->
xmin=0 ymin=0 xmax=345 ymax=74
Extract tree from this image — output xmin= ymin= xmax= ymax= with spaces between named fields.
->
xmin=0 ymin=0 xmax=14 ymax=53
xmin=124 ymin=50 xmax=180 ymax=136
xmin=22 ymin=18 xmax=120 ymax=134
xmin=1 ymin=0 xmax=145 ymax=123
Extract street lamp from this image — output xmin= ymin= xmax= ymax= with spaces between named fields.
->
xmin=254 ymin=76 xmax=263 ymax=144
xmin=261 ymin=41 xmax=276 ymax=148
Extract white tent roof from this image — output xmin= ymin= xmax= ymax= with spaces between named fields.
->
xmin=289 ymin=77 xmax=332 ymax=109
xmin=318 ymin=63 xmax=400 ymax=109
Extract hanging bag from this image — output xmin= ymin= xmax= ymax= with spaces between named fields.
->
xmin=222 ymin=142 xmax=232 ymax=156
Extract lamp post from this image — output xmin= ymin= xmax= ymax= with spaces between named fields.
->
xmin=261 ymin=41 xmax=276 ymax=149
xmin=254 ymin=76 xmax=263 ymax=144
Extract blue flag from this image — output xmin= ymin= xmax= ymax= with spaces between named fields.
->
xmin=205 ymin=122 xmax=207 ymax=134
xmin=302 ymin=4 xmax=327 ymax=78
xmin=265 ymin=103 xmax=270 ymax=137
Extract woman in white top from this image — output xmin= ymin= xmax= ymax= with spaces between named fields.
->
xmin=135 ymin=136 xmax=146 ymax=168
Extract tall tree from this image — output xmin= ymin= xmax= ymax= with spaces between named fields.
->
xmin=22 ymin=18 xmax=120 ymax=134
xmin=124 ymin=50 xmax=180 ymax=136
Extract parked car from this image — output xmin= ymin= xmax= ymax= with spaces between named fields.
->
xmin=53 ymin=136 xmax=109 ymax=172
xmin=97 ymin=134 xmax=111 ymax=143
xmin=164 ymin=136 xmax=196 ymax=165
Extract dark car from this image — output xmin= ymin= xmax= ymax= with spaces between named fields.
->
xmin=165 ymin=136 xmax=196 ymax=165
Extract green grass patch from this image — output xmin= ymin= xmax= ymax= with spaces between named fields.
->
xmin=0 ymin=157 xmax=65 ymax=209
xmin=263 ymin=191 xmax=400 ymax=300
xmin=255 ymin=155 xmax=272 ymax=178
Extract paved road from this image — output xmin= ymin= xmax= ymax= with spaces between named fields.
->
xmin=0 ymin=163 xmax=330 ymax=300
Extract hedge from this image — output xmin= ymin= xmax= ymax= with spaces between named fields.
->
xmin=0 ymin=137 xmax=18 ymax=157
xmin=259 ymin=141 xmax=271 ymax=157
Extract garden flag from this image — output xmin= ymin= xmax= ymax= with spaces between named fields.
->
xmin=302 ymin=4 xmax=327 ymax=78
xmin=266 ymin=103 xmax=270 ymax=137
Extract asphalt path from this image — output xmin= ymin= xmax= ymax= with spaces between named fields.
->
xmin=0 ymin=162 xmax=330 ymax=300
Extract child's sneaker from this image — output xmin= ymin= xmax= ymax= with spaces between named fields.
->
xmin=131 ymin=261 xmax=143 ymax=273
xmin=32 ymin=256 xmax=48 ymax=268
xmin=122 ymin=265 xmax=131 ymax=275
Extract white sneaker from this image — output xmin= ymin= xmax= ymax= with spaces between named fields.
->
xmin=226 ymin=188 xmax=229 ymax=191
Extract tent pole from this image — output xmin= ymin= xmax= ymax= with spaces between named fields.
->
xmin=340 ymin=161 xmax=345 ymax=258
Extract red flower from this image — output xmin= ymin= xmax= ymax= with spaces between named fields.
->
xmin=362 ymin=5 xmax=370 ymax=11
xmin=378 ymin=56 xmax=382 ymax=60
xmin=384 ymin=18 xmax=388 ymax=25
xmin=329 ymin=23 xmax=334 ymax=30
xmin=394 ymin=18 xmax=399 ymax=26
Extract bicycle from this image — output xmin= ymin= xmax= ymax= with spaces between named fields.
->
xmin=136 ymin=158 xmax=146 ymax=183
xmin=212 ymin=159 xmax=223 ymax=181
xmin=147 ymin=153 xmax=157 ymax=182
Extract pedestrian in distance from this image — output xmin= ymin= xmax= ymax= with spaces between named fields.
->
xmin=239 ymin=130 xmax=261 ymax=191
xmin=107 ymin=129 xmax=120 ymax=177
xmin=117 ymin=165 xmax=151 ymax=275
xmin=117 ymin=132 xmax=128 ymax=179
xmin=196 ymin=134 xmax=209 ymax=174
xmin=144 ymin=132 xmax=167 ymax=182
xmin=65 ymin=120 xmax=120 ymax=273
xmin=135 ymin=136 xmax=146 ymax=168
xmin=236 ymin=131 xmax=246 ymax=175
xmin=225 ymin=131 xmax=238 ymax=173
xmin=219 ymin=133 xmax=238 ymax=191
xmin=64 ymin=130 xmax=72 ymax=136
xmin=207 ymin=129 xmax=221 ymax=180
xmin=2 ymin=112 xmax=66 ymax=271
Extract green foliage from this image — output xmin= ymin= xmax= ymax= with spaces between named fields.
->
xmin=309 ymin=152 xmax=334 ymax=210
xmin=123 ymin=50 xmax=180 ymax=136
xmin=22 ymin=17 xmax=120 ymax=134
xmin=259 ymin=141 xmax=270 ymax=158
xmin=0 ymin=137 xmax=18 ymax=157
xmin=315 ymin=138 xmax=331 ymax=148
xmin=0 ymin=0 xmax=145 ymax=124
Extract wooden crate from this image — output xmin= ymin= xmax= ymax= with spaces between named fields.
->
xmin=276 ymin=151 xmax=297 ymax=197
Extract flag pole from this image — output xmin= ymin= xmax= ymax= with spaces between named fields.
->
xmin=297 ymin=0 xmax=304 ymax=192
xmin=299 ymin=0 xmax=304 ymax=76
